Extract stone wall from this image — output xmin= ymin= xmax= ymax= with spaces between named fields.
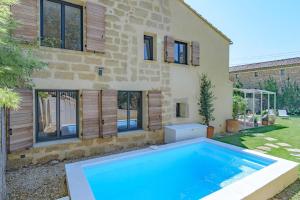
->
xmin=230 ymin=65 xmax=300 ymax=89
xmin=7 ymin=130 xmax=163 ymax=170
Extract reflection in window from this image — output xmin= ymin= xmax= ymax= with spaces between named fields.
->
xmin=41 ymin=0 xmax=83 ymax=51
xmin=117 ymin=91 xmax=142 ymax=132
xmin=42 ymin=0 xmax=61 ymax=48
xmin=144 ymin=35 xmax=153 ymax=60
xmin=174 ymin=41 xmax=187 ymax=64
xmin=65 ymin=5 xmax=82 ymax=51
xmin=36 ymin=90 xmax=78 ymax=142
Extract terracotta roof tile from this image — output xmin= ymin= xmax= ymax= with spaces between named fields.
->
xmin=230 ymin=57 xmax=300 ymax=72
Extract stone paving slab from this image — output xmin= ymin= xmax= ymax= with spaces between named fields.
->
xmin=254 ymin=149 xmax=266 ymax=154
xmin=276 ymin=143 xmax=291 ymax=147
xmin=265 ymin=143 xmax=279 ymax=148
xmin=290 ymin=154 xmax=300 ymax=157
xmin=253 ymin=133 xmax=264 ymax=137
xmin=256 ymin=146 xmax=272 ymax=151
xmin=264 ymin=137 xmax=278 ymax=142
xmin=286 ymin=148 xmax=300 ymax=153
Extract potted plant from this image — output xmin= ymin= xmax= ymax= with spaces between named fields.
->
xmin=226 ymin=95 xmax=247 ymax=133
xmin=262 ymin=110 xmax=268 ymax=125
xmin=198 ymin=74 xmax=215 ymax=138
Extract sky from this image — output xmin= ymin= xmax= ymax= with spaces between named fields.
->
xmin=185 ymin=0 xmax=300 ymax=66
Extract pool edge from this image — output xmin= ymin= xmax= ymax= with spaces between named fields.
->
xmin=65 ymin=138 xmax=299 ymax=200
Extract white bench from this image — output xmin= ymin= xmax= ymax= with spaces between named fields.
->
xmin=278 ymin=110 xmax=289 ymax=118
xmin=164 ymin=123 xmax=207 ymax=144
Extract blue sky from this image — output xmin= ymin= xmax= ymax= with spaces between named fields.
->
xmin=185 ymin=0 xmax=300 ymax=66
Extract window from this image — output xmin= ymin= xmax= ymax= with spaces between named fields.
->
xmin=41 ymin=0 xmax=83 ymax=51
xmin=144 ymin=35 xmax=153 ymax=60
xmin=254 ymin=72 xmax=258 ymax=77
xmin=36 ymin=90 xmax=78 ymax=142
xmin=280 ymin=69 xmax=286 ymax=77
xmin=174 ymin=41 xmax=188 ymax=64
xmin=117 ymin=91 xmax=142 ymax=132
xmin=235 ymin=74 xmax=239 ymax=79
xmin=176 ymin=103 xmax=188 ymax=118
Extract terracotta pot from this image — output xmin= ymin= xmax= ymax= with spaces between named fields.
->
xmin=262 ymin=120 xmax=268 ymax=126
xmin=226 ymin=119 xmax=240 ymax=133
xmin=207 ymin=126 xmax=214 ymax=138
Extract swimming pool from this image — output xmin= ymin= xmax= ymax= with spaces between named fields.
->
xmin=66 ymin=139 xmax=298 ymax=200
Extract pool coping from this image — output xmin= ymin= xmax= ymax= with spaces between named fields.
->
xmin=65 ymin=138 xmax=299 ymax=200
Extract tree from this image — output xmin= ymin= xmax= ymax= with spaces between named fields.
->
xmin=0 ymin=0 xmax=45 ymax=109
xmin=198 ymin=74 xmax=215 ymax=126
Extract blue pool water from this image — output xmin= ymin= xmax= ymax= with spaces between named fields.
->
xmin=83 ymin=141 xmax=275 ymax=200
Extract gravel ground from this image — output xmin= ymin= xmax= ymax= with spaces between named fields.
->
xmin=6 ymin=162 xmax=68 ymax=200
xmin=6 ymin=161 xmax=300 ymax=200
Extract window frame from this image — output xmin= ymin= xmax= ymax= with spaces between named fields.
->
xmin=174 ymin=41 xmax=188 ymax=65
xmin=35 ymin=89 xmax=79 ymax=142
xmin=117 ymin=91 xmax=143 ymax=132
xmin=144 ymin=35 xmax=154 ymax=61
xmin=40 ymin=0 xmax=83 ymax=51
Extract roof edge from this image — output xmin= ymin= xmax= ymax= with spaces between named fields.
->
xmin=180 ymin=0 xmax=233 ymax=44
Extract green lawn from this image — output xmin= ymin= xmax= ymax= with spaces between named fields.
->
xmin=214 ymin=117 xmax=300 ymax=199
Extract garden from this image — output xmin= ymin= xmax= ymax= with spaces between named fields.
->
xmin=215 ymin=117 xmax=300 ymax=199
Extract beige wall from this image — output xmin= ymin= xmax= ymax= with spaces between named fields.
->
xmin=32 ymin=0 xmax=232 ymax=134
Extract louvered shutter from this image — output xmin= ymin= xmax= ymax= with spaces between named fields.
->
xmin=86 ymin=1 xmax=106 ymax=53
xmin=9 ymin=90 xmax=33 ymax=152
xmin=192 ymin=41 xmax=200 ymax=66
xmin=11 ymin=0 xmax=37 ymax=43
xmin=100 ymin=90 xmax=117 ymax=138
xmin=164 ymin=36 xmax=174 ymax=63
xmin=82 ymin=90 xmax=101 ymax=139
xmin=148 ymin=91 xmax=162 ymax=131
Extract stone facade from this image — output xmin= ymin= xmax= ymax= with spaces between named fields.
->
xmin=8 ymin=131 xmax=163 ymax=170
xmin=230 ymin=65 xmax=300 ymax=89
xmin=8 ymin=0 xmax=233 ymax=168
xmin=230 ymin=59 xmax=300 ymax=89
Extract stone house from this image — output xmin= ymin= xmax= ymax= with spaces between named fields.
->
xmin=229 ymin=57 xmax=300 ymax=89
xmin=7 ymin=0 xmax=233 ymax=169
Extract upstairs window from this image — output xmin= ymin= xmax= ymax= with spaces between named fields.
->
xmin=254 ymin=72 xmax=258 ymax=77
xmin=174 ymin=41 xmax=188 ymax=64
xmin=144 ymin=35 xmax=153 ymax=60
xmin=41 ymin=0 xmax=83 ymax=51
xmin=117 ymin=91 xmax=143 ymax=132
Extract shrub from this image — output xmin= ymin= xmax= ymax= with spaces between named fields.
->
xmin=232 ymin=95 xmax=247 ymax=120
xmin=198 ymin=74 xmax=215 ymax=126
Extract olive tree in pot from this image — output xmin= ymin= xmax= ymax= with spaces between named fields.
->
xmin=198 ymin=74 xmax=215 ymax=138
xmin=226 ymin=95 xmax=247 ymax=133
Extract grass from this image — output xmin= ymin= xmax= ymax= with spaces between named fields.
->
xmin=214 ymin=117 xmax=300 ymax=199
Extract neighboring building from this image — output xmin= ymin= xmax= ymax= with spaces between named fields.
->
xmin=230 ymin=57 xmax=300 ymax=89
xmin=7 ymin=0 xmax=232 ymax=168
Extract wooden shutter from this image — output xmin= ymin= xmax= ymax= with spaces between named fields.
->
xmin=82 ymin=90 xmax=101 ymax=139
xmin=164 ymin=36 xmax=174 ymax=63
xmin=192 ymin=41 xmax=200 ymax=66
xmin=86 ymin=1 xmax=106 ymax=53
xmin=148 ymin=91 xmax=162 ymax=131
xmin=11 ymin=0 xmax=37 ymax=42
xmin=100 ymin=90 xmax=117 ymax=138
xmin=9 ymin=90 xmax=33 ymax=152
